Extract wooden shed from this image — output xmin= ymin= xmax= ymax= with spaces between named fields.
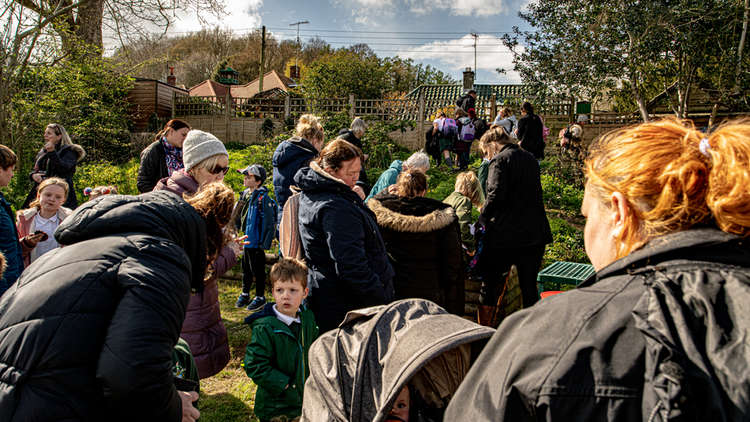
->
xmin=128 ymin=78 xmax=188 ymax=132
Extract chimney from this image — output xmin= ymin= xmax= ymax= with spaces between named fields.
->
xmin=462 ymin=67 xmax=474 ymax=91
xmin=167 ymin=66 xmax=176 ymax=86
xmin=289 ymin=65 xmax=300 ymax=80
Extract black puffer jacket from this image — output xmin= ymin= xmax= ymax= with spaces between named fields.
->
xmin=23 ymin=143 xmax=85 ymax=209
xmin=367 ymin=194 xmax=464 ymax=315
xmin=445 ymin=228 xmax=750 ymax=421
xmin=480 ymin=143 xmax=552 ymax=248
xmin=295 ymin=162 xmax=395 ymax=333
xmin=137 ymin=139 xmax=169 ymax=193
xmin=0 ymin=191 xmax=207 ymax=422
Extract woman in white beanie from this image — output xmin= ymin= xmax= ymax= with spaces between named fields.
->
xmin=154 ymin=129 xmax=238 ymax=379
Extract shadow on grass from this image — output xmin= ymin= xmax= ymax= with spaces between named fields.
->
xmin=199 ymin=392 xmax=257 ymax=422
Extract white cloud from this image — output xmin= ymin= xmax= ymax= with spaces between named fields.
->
xmin=171 ymin=0 xmax=263 ymax=34
xmin=341 ymin=0 xmax=508 ymax=17
xmin=396 ymin=34 xmax=521 ymax=83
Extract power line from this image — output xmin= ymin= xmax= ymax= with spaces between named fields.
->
xmin=266 ymin=27 xmax=517 ymax=34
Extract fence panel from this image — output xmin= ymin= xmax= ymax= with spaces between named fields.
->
xmin=174 ymin=95 xmax=226 ymax=116
xmin=233 ymin=97 xmax=285 ymax=119
xmin=289 ymin=97 xmax=349 ymax=115
xmin=354 ymin=98 xmax=419 ymax=121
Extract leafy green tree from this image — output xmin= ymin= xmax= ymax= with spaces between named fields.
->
xmin=502 ymin=0 xmax=748 ymax=121
xmin=301 ymin=49 xmax=388 ymax=98
xmin=9 ymin=48 xmax=133 ymax=204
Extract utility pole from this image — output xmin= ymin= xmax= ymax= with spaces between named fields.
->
xmin=289 ymin=20 xmax=310 ymax=71
xmin=259 ymin=25 xmax=266 ymax=93
xmin=470 ymin=32 xmax=478 ymax=77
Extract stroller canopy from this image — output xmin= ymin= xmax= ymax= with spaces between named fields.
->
xmin=301 ymin=299 xmax=495 ymax=422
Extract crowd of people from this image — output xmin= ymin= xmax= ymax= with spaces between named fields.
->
xmin=0 ymin=107 xmax=746 ymax=422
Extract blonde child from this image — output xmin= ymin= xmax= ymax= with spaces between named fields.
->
xmin=17 ymin=177 xmax=72 ymax=266
xmin=443 ymin=171 xmax=483 ymax=253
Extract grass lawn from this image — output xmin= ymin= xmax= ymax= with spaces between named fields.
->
xmin=198 ymin=279 xmax=260 ymax=422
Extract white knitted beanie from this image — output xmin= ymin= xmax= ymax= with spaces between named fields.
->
xmin=182 ymin=130 xmax=228 ymax=172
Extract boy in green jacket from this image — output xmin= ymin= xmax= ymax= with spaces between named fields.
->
xmin=243 ymin=258 xmax=319 ymax=422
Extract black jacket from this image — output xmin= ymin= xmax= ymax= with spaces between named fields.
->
xmin=479 ymin=143 xmax=552 ymax=248
xmin=367 ymin=194 xmax=464 ymax=315
xmin=137 ymin=140 xmax=169 ymax=193
xmin=337 ymin=129 xmax=370 ymax=195
xmin=0 ymin=191 xmax=207 ymax=422
xmin=295 ymin=162 xmax=395 ymax=332
xmin=23 ymin=143 xmax=85 ymax=209
xmin=445 ymin=228 xmax=750 ymax=421
xmin=517 ymin=113 xmax=545 ymax=159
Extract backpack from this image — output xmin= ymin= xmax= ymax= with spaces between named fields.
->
xmin=279 ymin=190 xmax=304 ymax=260
xmin=425 ymin=129 xmax=440 ymax=159
xmin=456 ymin=95 xmax=468 ymax=108
xmin=539 ymin=115 xmax=550 ymax=142
xmin=459 ymin=120 xmax=475 ymax=142
xmin=441 ymin=118 xmax=458 ymax=138
xmin=473 ymin=118 xmax=489 ymax=141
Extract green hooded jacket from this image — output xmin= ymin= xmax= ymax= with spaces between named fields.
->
xmin=243 ymin=303 xmax=319 ymax=421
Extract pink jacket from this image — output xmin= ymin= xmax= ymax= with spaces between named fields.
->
xmin=154 ymin=170 xmax=237 ymax=378
xmin=16 ymin=207 xmax=72 ymax=267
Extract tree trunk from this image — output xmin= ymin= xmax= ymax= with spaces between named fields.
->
xmin=630 ymin=79 xmax=649 ymax=122
xmin=73 ymin=0 xmax=104 ymax=52
xmin=737 ymin=0 xmax=749 ymax=91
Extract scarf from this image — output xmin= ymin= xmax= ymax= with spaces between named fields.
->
xmin=161 ymin=137 xmax=184 ymax=176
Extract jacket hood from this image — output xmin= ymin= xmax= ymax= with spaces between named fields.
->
xmin=274 ymin=137 xmax=318 ymax=168
xmin=367 ymin=195 xmax=456 ymax=233
xmin=244 ymin=302 xmax=277 ymax=325
xmin=294 ymin=162 xmax=357 ymax=199
xmin=388 ymin=160 xmax=402 ymax=172
xmin=19 ymin=206 xmax=72 ymax=220
xmin=155 ymin=169 xmax=198 ymax=196
xmin=55 ymin=190 xmax=208 ymax=291
xmin=56 ymin=143 xmax=86 ymax=162
xmin=301 ymin=299 xmax=495 ymax=422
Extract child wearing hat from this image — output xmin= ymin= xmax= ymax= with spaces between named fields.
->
xmin=235 ymin=164 xmax=277 ymax=311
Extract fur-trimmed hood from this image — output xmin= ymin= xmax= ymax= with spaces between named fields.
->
xmin=368 ymin=194 xmax=456 ymax=233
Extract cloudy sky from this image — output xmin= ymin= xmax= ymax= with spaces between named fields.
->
xmin=169 ymin=0 xmax=532 ymax=84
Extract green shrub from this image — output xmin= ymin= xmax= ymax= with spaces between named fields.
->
xmin=540 ymin=172 xmax=584 ymax=213
xmin=543 ymin=217 xmax=588 ymax=266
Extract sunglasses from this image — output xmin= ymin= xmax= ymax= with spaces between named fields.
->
xmin=208 ymin=165 xmax=230 ymax=175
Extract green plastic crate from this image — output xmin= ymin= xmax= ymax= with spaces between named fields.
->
xmin=537 ymin=261 xmax=595 ymax=296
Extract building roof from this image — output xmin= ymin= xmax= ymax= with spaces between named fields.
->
xmin=407 ymin=83 xmax=525 ymax=100
xmin=188 ymin=80 xmax=230 ymax=98
xmin=230 ymin=70 xmax=295 ymax=98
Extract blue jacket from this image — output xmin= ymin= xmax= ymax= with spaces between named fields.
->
xmin=272 ymin=137 xmax=318 ymax=215
xmin=0 ymin=193 xmax=23 ymax=297
xmin=237 ymin=186 xmax=276 ymax=250
xmin=365 ymin=160 xmax=402 ymax=202
xmin=295 ymin=163 xmax=395 ymax=332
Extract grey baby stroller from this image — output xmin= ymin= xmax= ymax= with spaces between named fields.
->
xmin=300 ymin=299 xmax=495 ymax=422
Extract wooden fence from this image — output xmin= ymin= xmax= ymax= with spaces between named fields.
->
xmin=172 ymin=92 xmax=641 ymax=146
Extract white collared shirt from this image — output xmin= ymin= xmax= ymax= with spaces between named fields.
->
xmin=272 ymin=304 xmax=300 ymax=326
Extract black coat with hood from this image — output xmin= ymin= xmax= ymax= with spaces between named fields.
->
xmin=23 ymin=143 xmax=86 ymax=209
xmin=0 ymin=191 xmax=207 ymax=422
xmin=367 ymin=194 xmax=464 ymax=315
xmin=445 ymin=228 xmax=750 ymax=421
xmin=480 ymin=143 xmax=552 ymax=249
xmin=295 ymin=162 xmax=395 ymax=333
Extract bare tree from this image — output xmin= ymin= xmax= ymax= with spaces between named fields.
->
xmin=8 ymin=0 xmax=225 ymax=54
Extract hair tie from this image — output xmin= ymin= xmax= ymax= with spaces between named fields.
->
xmin=83 ymin=187 xmax=92 ymax=196
xmin=699 ymin=137 xmax=712 ymax=158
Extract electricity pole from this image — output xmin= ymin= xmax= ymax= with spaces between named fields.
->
xmin=470 ymin=32 xmax=478 ymax=76
xmin=290 ymin=20 xmax=310 ymax=70
xmin=259 ymin=26 xmax=266 ymax=92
